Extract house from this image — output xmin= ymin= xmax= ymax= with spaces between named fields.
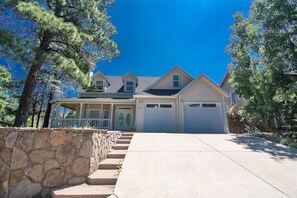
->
xmin=220 ymin=71 xmax=244 ymax=113
xmin=51 ymin=66 xmax=229 ymax=133
xmin=220 ymin=71 xmax=297 ymax=131
xmin=220 ymin=71 xmax=247 ymax=133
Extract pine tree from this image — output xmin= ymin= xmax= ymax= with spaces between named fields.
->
xmin=0 ymin=0 xmax=119 ymax=127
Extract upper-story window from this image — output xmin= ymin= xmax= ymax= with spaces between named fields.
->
xmin=230 ymin=91 xmax=237 ymax=105
xmin=96 ymin=80 xmax=104 ymax=91
xmin=173 ymin=75 xmax=180 ymax=88
xmin=126 ymin=81 xmax=135 ymax=92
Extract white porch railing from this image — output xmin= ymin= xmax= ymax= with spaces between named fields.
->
xmin=53 ymin=118 xmax=111 ymax=129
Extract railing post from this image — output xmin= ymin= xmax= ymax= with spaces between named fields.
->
xmin=78 ymin=103 xmax=83 ymax=128
xmin=110 ymin=104 xmax=114 ymax=130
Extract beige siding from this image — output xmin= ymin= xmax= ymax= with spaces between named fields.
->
xmin=150 ymin=68 xmax=192 ymax=90
xmin=180 ymin=78 xmax=224 ymax=102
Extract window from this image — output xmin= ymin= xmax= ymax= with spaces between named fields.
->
xmin=202 ymin=104 xmax=216 ymax=107
xmin=188 ymin=104 xmax=200 ymax=107
xmin=96 ymin=81 xmax=104 ymax=91
xmin=146 ymin=104 xmax=158 ymax=108
xmin=173 ymin=75 xmax=180 ymax=88
xmin=160 ymin=104 xmax=172 ymax=108
xmin=89 ymin=110 xmax=100 ymax=118
xmin=126 ymin=81 xmax=135 ymax=92
xmin=230 ymin=91 xmax=237 ymax=105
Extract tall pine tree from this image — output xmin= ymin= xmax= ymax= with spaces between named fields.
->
xmin=0 ymin=0 xmax=119 ymax=127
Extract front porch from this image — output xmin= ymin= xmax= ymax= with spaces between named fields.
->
xmin=51 ymin=98 xmax=136 ymax=130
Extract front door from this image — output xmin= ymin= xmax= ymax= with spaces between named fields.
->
xmin=115 ymin=106 xmax=134 ymax=130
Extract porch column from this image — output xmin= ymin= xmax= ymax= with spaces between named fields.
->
xmin=62 ymin=107 xmax=66 ymax=118
xmin=55 ymin=103 xmax=61 ymax=127
xmin=110 ymin=104 xmax=114 ymax=130
xmin=78 ymin=103 xmax=83 ymax=127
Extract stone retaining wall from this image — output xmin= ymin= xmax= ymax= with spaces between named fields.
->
xmin=0 ymin=128 xmax=121 ymax=198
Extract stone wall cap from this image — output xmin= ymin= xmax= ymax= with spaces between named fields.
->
xmin=0 ymin=127 xmax=108 ymax=133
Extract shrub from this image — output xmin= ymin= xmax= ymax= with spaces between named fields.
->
xmin=288 ymin=142 xmax=297 ymax=149
xmin=280 ymin=137 xmax=294 ymax=146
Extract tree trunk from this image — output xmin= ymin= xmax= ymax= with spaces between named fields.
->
xmin=31 ymin=99 xmax=36 ymax=127
xmin=43 ymin=89 xmax=54 ymax=128
xmin=36 ymin=92 xmax=45 ymax=128
xmin=14 ymin=32 xmax=52 ymax=127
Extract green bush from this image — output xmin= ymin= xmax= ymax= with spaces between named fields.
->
xmin=288 ymin=142 xmax=297 ymax=149
xmin=280 ymin=137 xmax=294 ymax=146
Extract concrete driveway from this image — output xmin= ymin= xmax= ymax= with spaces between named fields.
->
xmin=113 ymin=133 xmax=297 ymax=198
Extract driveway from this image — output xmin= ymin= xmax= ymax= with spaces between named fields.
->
xmin=113 ymin=133 xmax=297 ymax=198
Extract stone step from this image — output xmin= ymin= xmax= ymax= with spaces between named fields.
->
xmin=87 ymin=170 xmax=119 ymax=185
xmin=107 ymin=150 xmax=127 ymax=159
xmin=117 ymin=139 xmax=131 ymax=144
xmin=119 ymin=136 xmax=133 ymax=140
xmin=99 ymin=158 xmax=123 ymax=169
xmin=52 ymin=184 xmax=115 ymax=198
xmin=121 ymin=132 xmax=134 ymax=136
xmin=112 ymin=144 xmax=129 ymax=150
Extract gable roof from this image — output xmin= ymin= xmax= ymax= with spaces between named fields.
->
xmin=122 ymin=72 xmax=138 ymax=82
xmin=177 ymin=74 xmax=229 ymax=98
xmin=144 ymin=66 xmax=194 ymax=91
xmin=220 ymin=71 xmax=230 ymax=87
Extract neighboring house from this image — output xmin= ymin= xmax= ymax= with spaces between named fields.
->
xmin=220 ymin=71 xmax=297 ymax=131
xmin=220 ymin=72 xmax=244 ymax=113
xmin=51 ymin=66 xmax=229 ymax=133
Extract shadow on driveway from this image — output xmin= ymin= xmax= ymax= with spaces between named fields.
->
xmin=228 ymin=135 xmax=297 ymax=161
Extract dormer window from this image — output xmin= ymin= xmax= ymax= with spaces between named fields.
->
xmin=173 ymin=75 xmax=180 ymax=88
xmin=126 ymin=81 xmax=135 ymax=92
xmin=96 ymin=80 xmax=104 ymax=91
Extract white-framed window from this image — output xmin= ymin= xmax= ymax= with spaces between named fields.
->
xmin=173 ymin=75 xmax=180 ymax=88
xmin=89 ymin=110 xmax=100 ymax=118
xmin=126 ymin=81 xmax=135 ymax=92
xmin=96 ymin=80 xmax=104 ymax=91
xmin=230 ymin=91 xmax=237 ymax=105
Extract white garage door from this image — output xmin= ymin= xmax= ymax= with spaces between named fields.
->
xmin=183 ymin=102 xmax=224 ymax=133
xmin=144 ymin=103 xmax=176 ymax=132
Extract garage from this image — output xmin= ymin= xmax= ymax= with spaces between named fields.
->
xmin=144 ymin=103 xmax=176 ymax=132
xmin=183 ymin=102 xmax=224 ymax=133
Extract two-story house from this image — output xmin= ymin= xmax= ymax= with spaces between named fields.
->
xmin=51 ymin=66 xmax=229 ymax=133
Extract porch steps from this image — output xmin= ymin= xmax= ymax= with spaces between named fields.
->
xmin=99 ymin=158 xmax=123 ymax=169
xmin=112 ymin=144 xmax=129 ymax=150
xmin=121 ymin=132 xmax=134 ymax=136
xmin=119 ymin=136 xmax=133 ymax=140
xmin=116 ymin=139 xmax=131 ymax=144
xmin=87 ymin=170 xmax=119 ymax=185
xmin=107 ymin=150 xmax=127 ymax=158
xmin=52 ymin=184 xmax=115 ymax=198
xmin=52 ymin=132 xmax=133 ymax=198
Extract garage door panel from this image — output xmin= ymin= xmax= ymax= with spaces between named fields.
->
xmin=184 ymin=102 xmax=224 ymax=133
xmin=144 ymin=103 xmax=176 ymax=132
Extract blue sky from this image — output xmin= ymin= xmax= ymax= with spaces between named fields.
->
xmin=97 ymin=0 xmax=251 ymax=84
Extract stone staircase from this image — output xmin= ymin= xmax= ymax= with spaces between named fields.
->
xmin=52 ymin=132 xmax=134 ymax=198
